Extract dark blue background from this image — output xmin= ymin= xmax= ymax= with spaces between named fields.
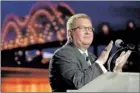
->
xmin=2 ymin=1 xmax=140 ymax=31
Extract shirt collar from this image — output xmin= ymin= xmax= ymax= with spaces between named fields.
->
xmin=77 ymin=48 xmax=88 ymax=56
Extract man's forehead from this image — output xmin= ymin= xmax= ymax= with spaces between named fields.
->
xmin=74 ymin=19 xmax=92 ymax=26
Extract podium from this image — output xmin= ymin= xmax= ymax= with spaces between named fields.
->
xmin=67 ymin=72 xmax=140 ymax=92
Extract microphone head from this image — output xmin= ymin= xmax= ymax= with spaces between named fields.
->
xmin=115 ymin=39 xmax=124 ymax=48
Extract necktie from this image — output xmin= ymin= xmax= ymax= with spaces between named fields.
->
xmin=83 ymin=53 xmax=88 ymax=61
xmin=82 ymin=53 xmax=91 ymax=65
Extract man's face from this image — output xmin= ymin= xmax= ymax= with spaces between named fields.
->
xmin=70 ymin=18 xmax=93 ymax=49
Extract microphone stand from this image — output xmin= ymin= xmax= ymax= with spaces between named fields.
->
xmin=107 ymin=46 xmax=140 ymax=72
xmin=107 ymin=47 xmax=127 ymax=71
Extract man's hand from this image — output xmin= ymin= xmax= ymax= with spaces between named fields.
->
xmin=97 ymin=40 xmax=113 ymax=65
xmin=113 ymin=50 xmax=132 ymax=72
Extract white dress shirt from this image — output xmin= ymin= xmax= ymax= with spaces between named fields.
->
xmin=78 ymin=48 xmax=107 ymax=73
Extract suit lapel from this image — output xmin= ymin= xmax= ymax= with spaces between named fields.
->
xmin=66 ymin=41 xmax=89 ymax=67
xmin=65 ymin=41 xmax=97 ymax=66
xmin=88 ymin=52 xmax=97 ymax=64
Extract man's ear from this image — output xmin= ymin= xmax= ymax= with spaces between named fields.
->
xmin=68 ymin=30 xmax=72 ymax=39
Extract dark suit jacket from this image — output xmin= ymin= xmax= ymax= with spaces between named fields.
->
xmin=49 ymin=41 xmax=103 ymax=92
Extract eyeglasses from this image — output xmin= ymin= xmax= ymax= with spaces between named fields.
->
xmin=71 ymin=26 xmax=95 ymax=32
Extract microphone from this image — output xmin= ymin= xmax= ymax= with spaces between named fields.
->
xmin=115 ymin=39 xmax=124 ymax=48
xmin=115 ymin=39 xmax=135 ymax=50
xmin=107 ymin=39 xmax=136 ymax=71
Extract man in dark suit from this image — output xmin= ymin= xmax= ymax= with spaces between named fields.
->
xmin=49 ymin=13 xmax=131 ymax=92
